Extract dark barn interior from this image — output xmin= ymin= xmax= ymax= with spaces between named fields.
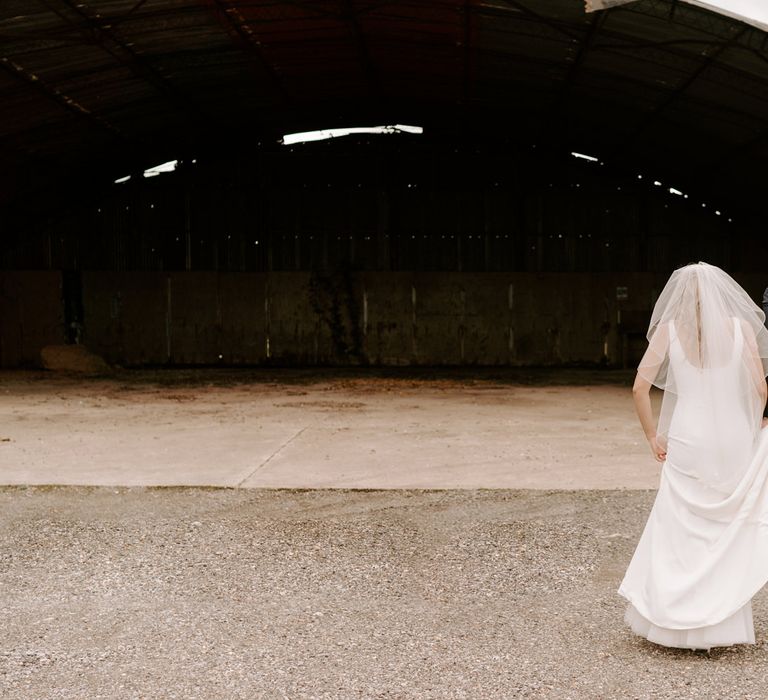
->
xmin=1 ymin=0 xmax=767 ymax=368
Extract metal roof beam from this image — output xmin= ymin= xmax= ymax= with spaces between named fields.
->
xmin=532 ymin=8 xmax=608 ymax=146
xmin=625 ymin=0 xmax=756 ymax=37
xmin=590 ymin=33 xmax=768 ymax=95
xmin=40 ymin=0 xmax=210 ymax=128
xmin=206 ymin=0 xmax=292 ymax=105
xmin=495 ymin=0 xmax=582 ymax=42
xmin=0 ymin=56 xmax=125 ymax=140
xmin=557 ymin=9 xmax=607 ymax=104
xmin=620 ymin=24 xmax=749 ymax=146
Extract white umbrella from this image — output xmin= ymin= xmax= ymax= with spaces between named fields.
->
xmin=585 ymin=0 xmax=768 ymax=32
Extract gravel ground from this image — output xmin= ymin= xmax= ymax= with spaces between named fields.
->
xmin=2 ymin=487 xmax=767 ymax=700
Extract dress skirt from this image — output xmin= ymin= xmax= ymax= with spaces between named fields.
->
xmin=623 ymin=600 xmax=755 ymax=651
xmin=617 ymin=425 xmax=768 ymax=651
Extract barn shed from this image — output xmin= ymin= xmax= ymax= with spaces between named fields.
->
xmin=1 ymin=0 xmax=767 ymax=368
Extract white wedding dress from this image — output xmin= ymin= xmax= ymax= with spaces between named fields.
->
xmin=619 ymin=317 xmax=768 ymax=650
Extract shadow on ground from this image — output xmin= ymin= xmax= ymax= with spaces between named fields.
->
xmin=7 ymin=366 xmax=637 ymax=389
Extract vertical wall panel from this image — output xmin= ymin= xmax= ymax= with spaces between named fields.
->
xmin=269 ymin=272 xmax=332 ymax=364
xmin=168 ymin=272 xmax=220 ymax=364
xmin=82 ymin=272 xmax=169 ymax=365
xmin=412 ymin=273 xmax=463 ymax=365
xmin=361 ymin=272 xmax=413 ymax=365
xmin=460 ymin=273 xmax=512 ymax=365
xmin=0 ymin=271 xmax=63 ymax=367
xmin=218 ymin=272 xmax=268 ymax=364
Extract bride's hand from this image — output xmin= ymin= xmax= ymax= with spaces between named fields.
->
xmin=648 ymin=437 xmax=667 ymax=463
xmin=762 ymin=418 xmax=768 ymax=430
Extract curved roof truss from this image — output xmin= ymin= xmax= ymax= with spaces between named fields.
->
xmin=1 ymin=0 xmax=768 ymax=215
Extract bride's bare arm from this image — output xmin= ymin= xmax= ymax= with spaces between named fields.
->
xmin=632 ymin=373 xmax=656 ymax=440
xmin=633 ymin=373 xmax=666 ymax=462
xmin=633 ymin=322 xmax=669 ymax=462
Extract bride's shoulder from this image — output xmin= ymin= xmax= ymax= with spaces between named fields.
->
xmin=648 ymin=320 xmax=672 ymax=350
xmin=737 ymin=317 xmax=758 ymax=342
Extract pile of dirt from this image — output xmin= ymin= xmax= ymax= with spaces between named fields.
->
xmin=40 ymin=344 xmax=111 ymax=374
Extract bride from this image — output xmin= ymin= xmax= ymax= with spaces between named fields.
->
xmin=619 ymin=261 xmax=768 ymax=650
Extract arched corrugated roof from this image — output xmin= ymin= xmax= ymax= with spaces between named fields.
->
xmin=2 ymin=0 xmax=768 ymax=210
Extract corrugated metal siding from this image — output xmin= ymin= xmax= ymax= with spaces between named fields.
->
xmin=0 ymin=143 xmax=744 ymax=274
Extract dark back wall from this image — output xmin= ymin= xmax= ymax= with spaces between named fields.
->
xmin=3 ymin=269 xmax=767 ymax=369
xmin=0 ymin=140 xmax=753 ymax=274
xmin=1 ymin=141 xmax=763 ymax=369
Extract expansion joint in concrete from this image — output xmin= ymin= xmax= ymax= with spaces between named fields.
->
xmin=236 ymin=425 xmax=309 ymax=487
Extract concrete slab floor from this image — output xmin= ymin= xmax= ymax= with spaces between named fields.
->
xmin=0 ymin=368 xmax=661 ymax=489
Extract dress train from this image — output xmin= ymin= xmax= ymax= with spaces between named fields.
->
xmin=623 ymin=600 xmax=755 ymax=651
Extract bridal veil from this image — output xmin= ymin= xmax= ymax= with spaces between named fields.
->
xmin=637 ymin=262 xmax=768 ymax=490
